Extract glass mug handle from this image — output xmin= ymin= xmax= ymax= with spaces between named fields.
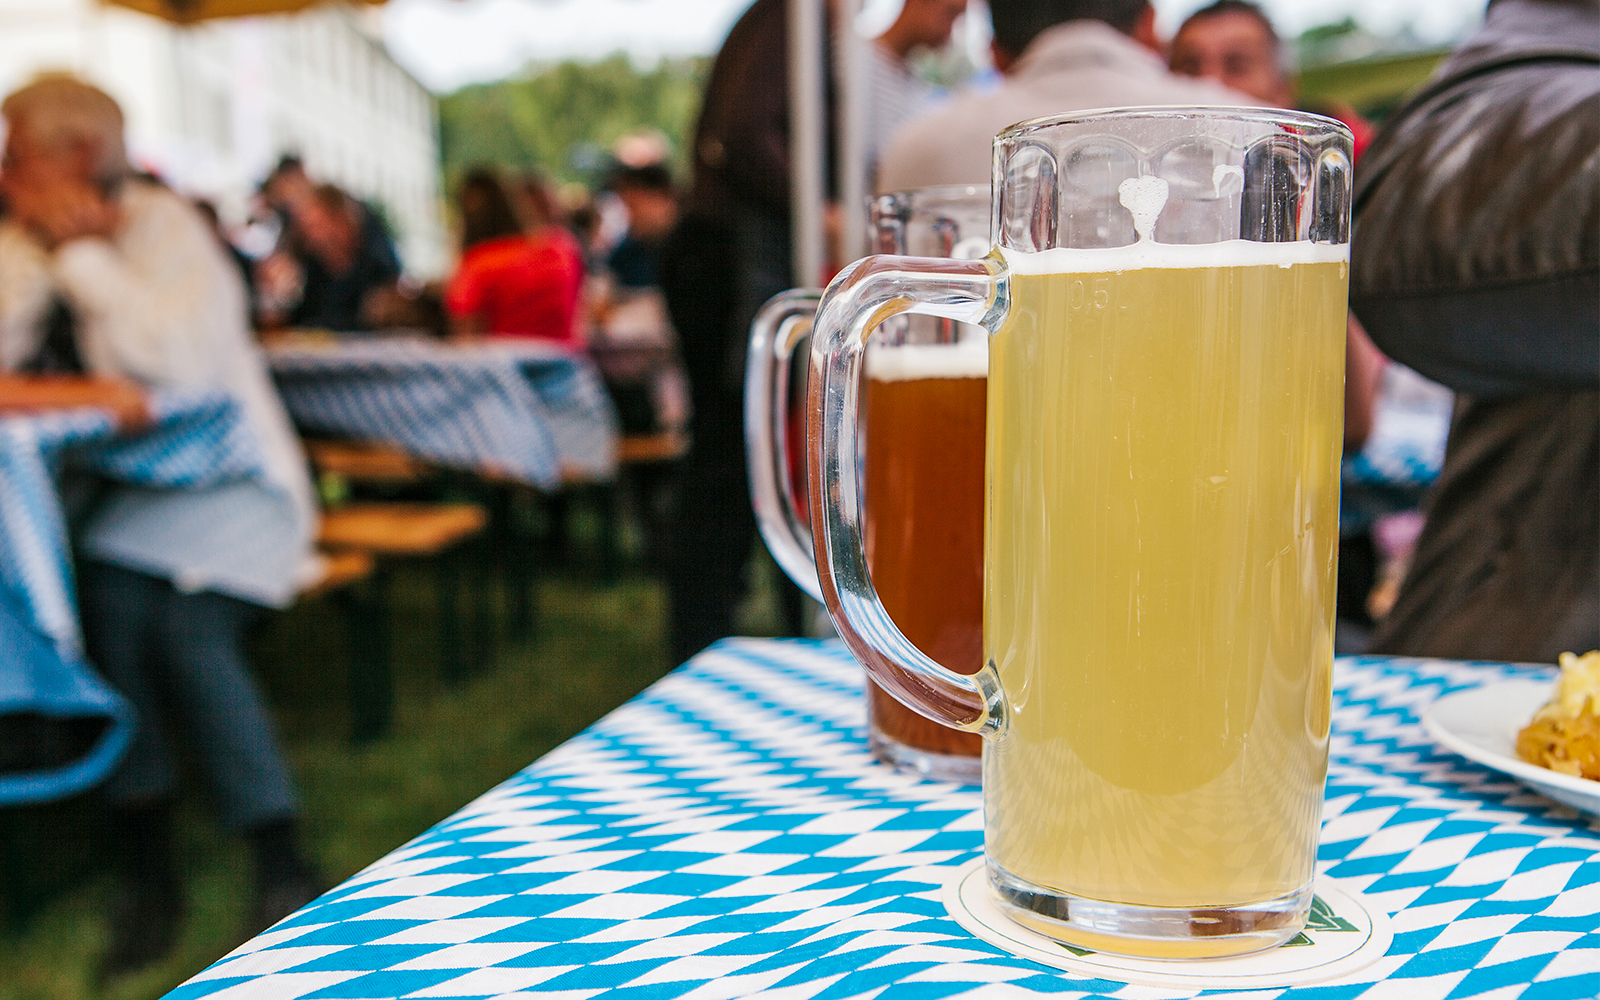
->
xmin=745 ymin=288 xmax=824 ymax=602
xmin=808 ymin=255 xmax=1009 ymax=734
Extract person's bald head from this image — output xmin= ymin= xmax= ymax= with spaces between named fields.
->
xmin=1170 ymin=1 xmax=1294 ymax=108
xmin=2 ymin=75 xmax=128 ymax=193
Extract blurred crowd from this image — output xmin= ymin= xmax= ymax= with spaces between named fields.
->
xmin=0 ymin=0 xmax=1593 ymax=985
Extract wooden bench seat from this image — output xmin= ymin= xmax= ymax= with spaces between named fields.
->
xmin=319 ymin=503 xmax=487 ymax=556
xmin=305 ymin=439 xmax=432 ymax=484
xmin=317 ymin=502 xmax=491 ymax=698
xmin=298 ymin=550 xmax=375 ymax=599
xmin=617 ymin=429 xmax=689 ymax=465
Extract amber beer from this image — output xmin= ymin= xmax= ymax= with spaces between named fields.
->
xmin=861 ymin=339 xmax=986 ymax=774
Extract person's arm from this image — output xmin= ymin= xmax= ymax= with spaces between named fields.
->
xmin=1343 ymin=316 xmax=1386 ymax=454
xmin=0 ymin=373 xmax=149 ymax=430
xmin=49 ymin=188 xmax=240 ymax=387
xmin=0 ymin=222 xmax=55 ymax=371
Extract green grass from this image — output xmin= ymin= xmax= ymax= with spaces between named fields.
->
xmin=0 ymin=548 xmax=792 ymax=1000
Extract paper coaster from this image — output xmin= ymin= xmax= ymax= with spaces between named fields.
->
xmin=944 ymin=859 xmax=1393 ymax=990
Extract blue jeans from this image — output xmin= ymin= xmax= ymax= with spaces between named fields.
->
xmin=79 ymin=563 xmax=298 ymax=829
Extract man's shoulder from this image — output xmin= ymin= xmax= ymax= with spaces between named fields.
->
xmin=878 ymin=90 xmax=1017 ymax=191
xmin=878 ymin=68 xmax=1255 ymax=192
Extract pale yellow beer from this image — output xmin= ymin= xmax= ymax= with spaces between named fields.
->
xmin=984 ymin=242 xmax=1347 ymax=929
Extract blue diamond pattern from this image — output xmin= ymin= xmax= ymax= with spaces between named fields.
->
xmin=168 ymin=640 xmax=1600 ymax=999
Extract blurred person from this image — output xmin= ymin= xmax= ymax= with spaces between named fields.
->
xmin=878 ymin=0 xmax=1246 ymax=192
xmin=1349 ymin=0 xmax=1598 ymax=662
xmin=1169 ymin=0 xmax=1291 ymax=105
xmin=193 ymin=197 xmax=259 ymax=325
xmin=445 ymin=167 xmax=586 ymax=347
xmin=606 ymin=163 xmax=678 ymax=293
xmin=592 ymin=163 xmax=691 ymax=566
xmin=0 ymin=75 xmax=320 ymax=977
xmin=260 ymin=154 xmax=313 ymax=221
xmin=613 ymin=129 xmax=672 ymax=169
xmin=1168 ymin=0 xmax=1393 ymax=647
xmin=518 ymin=171 xmax=563 ymax=231
xmin=1169 ymin=1 xmax=1375 ymax=162
xmin=662 ymin=0 xmax=831 ymax=661
xmin=866 ymin=0 xmax=970 ymax=181
xmin=283 ymin=183 xmax=402 ymax=331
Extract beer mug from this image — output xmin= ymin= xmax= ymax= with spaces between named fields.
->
xmin=747 ymin=185 xmax=988 ymax=783
xmin=809 ymin=109 xmax=1352 ymax=958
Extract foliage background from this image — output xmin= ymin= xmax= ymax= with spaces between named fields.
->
xmin=438 ymin=55 xmax=710 ymax=191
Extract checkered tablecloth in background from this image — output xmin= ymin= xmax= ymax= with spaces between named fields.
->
xmin=0 ymin=391 xmax=266 ymax=804
xmin=1341 ymin=365 xmax=1455 ymax=533
xmin=0 ymin=391 xmax=263 ymax=659
xmin=173 ymin=639 xmax=1599 ymax=1000
xmin=266 ymin=338 xmax=619 ymax=490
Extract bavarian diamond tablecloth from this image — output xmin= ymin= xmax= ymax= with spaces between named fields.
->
xmin=266 ymin=337 xmax=619 ymax=489
xmin=0 ymin=391 xmax=266 ymax=804
xmin=0 ymin=391 xmax=264 ymax=661
xmin=171 ymin=640 xmax=1599 ymax=1000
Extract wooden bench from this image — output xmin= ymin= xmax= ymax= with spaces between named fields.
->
xmin=294 ymin=550 xmax=399 ymax=744
xmin=318 ymin=503 xmax=490 ymax=690
xmin=617 ymin=429 xmax=690 ymax=465
xmin=319 ymin=503 xmax=487 ymax=555
xmin=305 ymin=439 xmax=432 ymax=485
xmin=299 ymin=549 xmax=375 ymax=598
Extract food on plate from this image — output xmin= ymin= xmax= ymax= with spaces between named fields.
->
xmin=1515 ymin=651 xmax=1600 ymax=781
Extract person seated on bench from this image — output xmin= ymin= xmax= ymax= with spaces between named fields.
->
xmin=0 ymin=75 xmax=321 ymax=979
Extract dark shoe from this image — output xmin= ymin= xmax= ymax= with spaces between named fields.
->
xmin=98 ymin=877 xmax=183 ymax=982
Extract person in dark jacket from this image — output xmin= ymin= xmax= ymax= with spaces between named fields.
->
xmin=287 ymin=184 xmax=402 ymax=331
xmin=660 ymin=0 xmax=833 ymax=662
xmin=1349 ymin=0 xmax=1598 ymax=662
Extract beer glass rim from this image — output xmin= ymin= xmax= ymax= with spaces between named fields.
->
xmin=878 ymin=183 xmax=989 ymax=203
xmin=997 ymin=104 xmax=1353 ymax=143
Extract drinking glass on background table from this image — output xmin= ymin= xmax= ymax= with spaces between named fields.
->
xmin=809 ymin=108 xmax=1353 ymax=958
xmin=746 ymin=185 xmax=988 ymax=783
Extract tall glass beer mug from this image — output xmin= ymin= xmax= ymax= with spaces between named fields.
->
xmin=746 ymin=185 xmax=989 ymax=783
xmin=809 ymin=109 xmax=1353 ymax=959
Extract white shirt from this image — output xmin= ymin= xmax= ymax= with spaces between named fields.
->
xmin=866 ymin=41 xmax=937 ymax=184
xmin=878 ymin=21 xmax=1254 ymax=192
xmin=0 ymin=180 xmax=315 ymax=605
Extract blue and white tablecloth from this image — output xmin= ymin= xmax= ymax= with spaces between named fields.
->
xmin=266 ymin=337 xmax=619 ymax=490
xmin=1342 ymin=365 xmax=1455 ymax=533
xmin=173 ymin=639 xmax=1598 ymax=1000
xmin=0 ymin=391 xmax=265 ymax=804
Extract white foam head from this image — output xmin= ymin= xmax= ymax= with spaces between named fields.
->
xmin=866 ymin=336 xmax=987 ymax=381
xmin=1118 ymin=176 xmax=1169 ymax=242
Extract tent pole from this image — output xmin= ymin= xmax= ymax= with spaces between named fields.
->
xmin=788 ymin=0 xmax=825 ymax=287
xmin=836 ymin=0 xmax=866 ymax=262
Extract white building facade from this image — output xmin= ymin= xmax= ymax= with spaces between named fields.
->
xmin=0 ymin=0 xmax=447 ymax=276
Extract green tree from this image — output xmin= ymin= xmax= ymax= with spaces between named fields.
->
xmin=438 ymin=54 xmax=709 ymax=191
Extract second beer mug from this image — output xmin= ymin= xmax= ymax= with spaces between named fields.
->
xmin=746 ymin=185 xmax=989 ymax=783
xmin=810 ymin=108 xmax=1352 ymax=959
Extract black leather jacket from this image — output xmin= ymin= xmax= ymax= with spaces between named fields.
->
xmin=1350 ymin=0 xmax=1598 ymax=397
xmin=1353 ymin=0 xmax=1599 ymax=663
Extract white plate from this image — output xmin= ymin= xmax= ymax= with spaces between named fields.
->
xmin=1423 ymin=680 xmax=1600 ymax=815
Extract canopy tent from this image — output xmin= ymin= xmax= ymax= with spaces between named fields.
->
xmin=104 ymin=0 xmax=863 ymax=286
xmin=102 ymin=0 xmax=381 ymax=24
